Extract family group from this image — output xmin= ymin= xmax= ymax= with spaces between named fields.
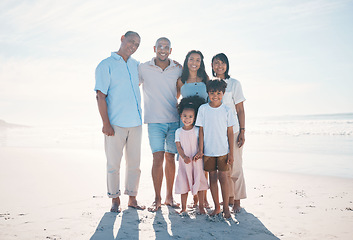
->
xmin=94 ymin=31 xmax=246 ymax=219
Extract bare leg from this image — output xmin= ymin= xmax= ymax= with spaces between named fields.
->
xmin=218 ymin=171 xmax=231 ymax=218
xmin=209 ymin=171 xmax=221 ymax=216
xmin=178 ymin=193 xmax=188 ymax=214
xmin=197 ymin=191 xmax=206 ymax=214
xmin=204 ymin=172 xmax=210 ymax=208
xmin=111 ymin=197 xmax=121 ymax=212
xmin=164 ymin=152 xmax=179 ymax=207
xmin=148 ymin=151 xmax=164 ymax=212
xmin=192 ymin=194 xmax=198 ymax=207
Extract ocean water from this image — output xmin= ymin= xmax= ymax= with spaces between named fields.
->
xmin=1 ymin=113 xmax=352 ymax=178
xmin=245 ymin=113 xmax=353 ymax=178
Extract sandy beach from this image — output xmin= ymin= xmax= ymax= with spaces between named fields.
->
xmin=1 ymin=139 xmax=352 ymax=239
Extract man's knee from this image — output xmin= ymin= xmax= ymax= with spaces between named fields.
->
xmin=153 ymin=152 xmax=164 ymax=167
xmin=165 ymin=152 xmax=175 ymax=162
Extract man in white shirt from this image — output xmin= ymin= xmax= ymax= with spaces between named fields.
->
xmin=139 ymin=37 xmax=182 ymax=212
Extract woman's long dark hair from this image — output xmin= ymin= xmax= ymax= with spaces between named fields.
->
xmin=211 ymin=53 xmax=230 ymax=80
xmin=180 ymin=50 xmax=209 ymax=84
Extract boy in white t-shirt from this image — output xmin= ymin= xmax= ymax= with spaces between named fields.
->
xmin=195 ymin=80 xmax=236 ymax=219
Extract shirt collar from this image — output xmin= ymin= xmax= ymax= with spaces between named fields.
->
xmin=111 ymin=52 xmax=130 ymax=62
xmin=149 ymin=57 xmax=175 ymax=68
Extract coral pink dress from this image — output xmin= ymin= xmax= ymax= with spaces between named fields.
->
xmin=174 ymin=126 xmax=209 ymax=195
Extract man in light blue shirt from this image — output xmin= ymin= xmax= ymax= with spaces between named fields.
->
xmin=95 ymin=31 xmax=145 ymax=212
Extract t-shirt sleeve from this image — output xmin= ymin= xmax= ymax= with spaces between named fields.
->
xmin=195 ymin=105 xmax=204 ymax=127
xmin=138 ymin=64 xmax=144 ymax=84
xmin=227 ymin=108 xmax=237 ymax=127
xmin=94 ymin=61 xmax=110 ymax=95
xmin=175 ymin=128 xmax=181 ymax=142
xmin=232 ymin=80 xmax=246 ymax=105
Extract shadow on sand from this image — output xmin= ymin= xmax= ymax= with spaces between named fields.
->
xmin=90 ymin=208 xmax=139 ymax=240
xmin=169 ymin=207 xmax=280 ymax=240
xmin=90 ymin=208 xmax=279 ymax=240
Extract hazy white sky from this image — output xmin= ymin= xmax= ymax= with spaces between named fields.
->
xmin=1 ymin=0 xmax=352 ymax=125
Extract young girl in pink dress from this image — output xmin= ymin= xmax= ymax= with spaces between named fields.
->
xmin=174 ymin=96 xmax=209 ymax=214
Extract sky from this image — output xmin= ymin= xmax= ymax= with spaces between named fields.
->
xmin=0 ymin=0 xmax=352 ymax=126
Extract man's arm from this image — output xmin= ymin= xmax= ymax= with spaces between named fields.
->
xmin=227 ymin=126 xmax=234 ymax=165
xmin=96 ymin=90 xmax=114 ymax=136
xmin=235 ymin=101 xmax=245 ymax=148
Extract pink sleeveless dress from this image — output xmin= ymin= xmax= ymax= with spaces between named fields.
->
xmin=174 ymin=127 xmax=209 ymax=195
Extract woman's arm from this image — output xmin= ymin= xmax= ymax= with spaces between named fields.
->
xmin=176 ymin=78 xmax=183 ymax=99
xmin=235 ymin=101 xmax=245 ymax=148
xmin=227 ymin=126 xmax=234 ymax=165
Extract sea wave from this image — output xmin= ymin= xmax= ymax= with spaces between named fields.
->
xmin=249 ymin=119 xmax=353 ymax=136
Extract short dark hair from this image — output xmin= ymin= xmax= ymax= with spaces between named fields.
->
xmin=211 ymin=53 xmax=230 ymax=79
xmin=206 ymin=79 xmax=227 ymax=94
xmin=155 ymin=37 xmax=171 ymax=47
xmin=177 ymin=96 xmax=206 ymax=121
xmin=124 ymin=31 xmax=140 ymax=38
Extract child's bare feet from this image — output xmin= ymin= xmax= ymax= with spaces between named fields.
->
xmin=204 ymin=200 xmax=210 ymax=209
xmin=198 ymin=207 xmax=206 ymax=215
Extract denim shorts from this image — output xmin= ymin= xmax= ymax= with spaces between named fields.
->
xmin=147 ymin=122 xmax=179 ymax=154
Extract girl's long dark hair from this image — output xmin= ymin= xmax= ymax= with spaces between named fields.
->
xmin=180 ymin=50 xmax=209 ymax=84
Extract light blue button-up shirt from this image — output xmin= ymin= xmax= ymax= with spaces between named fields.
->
xmin=95 ymin=52 xmax=142 ymax=128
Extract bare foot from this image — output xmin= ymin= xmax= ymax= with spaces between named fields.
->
xmin=233 ymin=200 xmax=242 ymax=213
xmin=204 ymin=201 xmax=211 ymax=209
xmin=177 ymin=209 xmax=187 ymax=214
xmin=110 ymin=197 xmax=121 ymax=213
xmin=148 ymin=201 xmax=161 ymax=212
xmin=198 ymin=207 xmax=206 ymax=215
xmin=209 ymin=207 xmax=221 ymax=216
xmin=187 ymin=201 xmax=198 ymax=208
xmin=223 ymin=209 xmax=231 ymax=219
xmin=128 ymin=196 xmax=146 ymax=210
xmin=164 ymin=199 xmax=180 ymax=209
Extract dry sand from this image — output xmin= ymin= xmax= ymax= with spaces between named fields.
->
xmin=1 ymin=146 xmax=353 ymax=240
